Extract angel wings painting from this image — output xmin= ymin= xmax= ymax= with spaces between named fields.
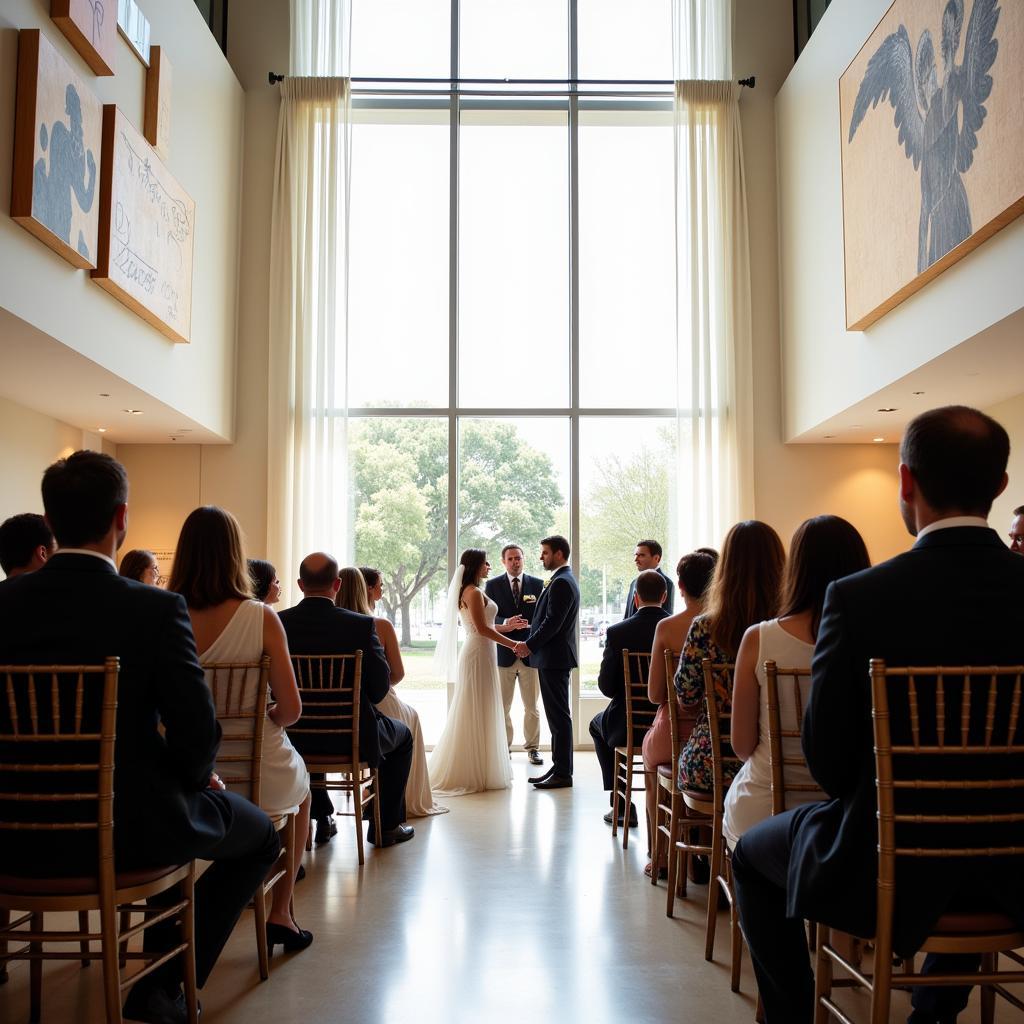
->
xmin=848 ymin=0 xmax=1000 ymax=273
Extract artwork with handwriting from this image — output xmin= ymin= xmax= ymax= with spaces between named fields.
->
xmin=144 ymin=45 xmax=172 ymax=159
xmin=12 ymin=29 xmax=102 ymax=270
xmin=51 ymin=0 xmax=118 ymax=76
xmin=92 ymin=106 xmax=195 ymax=343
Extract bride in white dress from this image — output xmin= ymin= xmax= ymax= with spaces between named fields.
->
xmin=429 ymin=550 xmax=525 ymax=796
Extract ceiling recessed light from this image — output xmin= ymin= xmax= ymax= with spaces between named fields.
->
xmin=123 ymin=408 xmax=143 ymax=415
xmin=96 ymin=428 xmax=107 ymax=433
xmin=873 ymin=437 xmax=885 ymax=443
xmin=877 ymin=407 xmax=897 ymax=412
xmin=912 ymin=391 xmax=925 ymax=395
xmin=824 ymin=434 xmax=835 ymax=439
xmin=99 ymin=393 xmax=110 ymax=398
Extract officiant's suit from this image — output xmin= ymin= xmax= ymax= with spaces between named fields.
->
xmin=278 ymin=597 xmax=413 ymax=842
xmin=485 ymin=570 xmax=544 ymax=752
xmin=525 ymin=565 xmax=580 ymax=779
xmin=0 ymin=552 xmax=281 ymax=989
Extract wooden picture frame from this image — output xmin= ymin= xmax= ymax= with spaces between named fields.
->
xmin=144 ymin=45 xmax=171 ymax=159
xmin=840 ymin=0 xmax=1024 ymax=330
xmin=11 ymin=29 xmax=103 ymax=270
xmin=92 ymin=106 xmax=195 ymax=344
xmin=51 ymin=0 xmax=118 ymax=76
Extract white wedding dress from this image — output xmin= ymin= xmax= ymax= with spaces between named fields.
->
xmin=428 ymin=593 xmax=513 ymax=796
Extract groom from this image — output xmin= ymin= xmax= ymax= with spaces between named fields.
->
xmin=513 ymin=535 xmax=580 ymax=790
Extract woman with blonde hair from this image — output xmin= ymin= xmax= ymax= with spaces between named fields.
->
xmin=336 ymin=567 xmax=447 ymax=817
xmin=170 ymin=506 xmax=312 ymax=955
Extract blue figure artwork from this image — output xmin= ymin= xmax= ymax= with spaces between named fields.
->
xmin=33 ymin=83 xmax=97 ymax=261
xmin=848 ymin=0 xmax=1000 ymax=273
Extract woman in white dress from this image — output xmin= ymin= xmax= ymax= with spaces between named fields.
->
xmin=335 ymin=567 xmax=448 ymax=817
xmin=170 ymin=506 xmax=313 ymax=955
xmin=723 ymin=515 xmax=871 ymax=849
xmin=428 ymin=549 xmax=525 ymax=796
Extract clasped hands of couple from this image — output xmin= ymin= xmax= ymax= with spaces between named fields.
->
xmin=497 ymin=614 xmax=532 ymax=658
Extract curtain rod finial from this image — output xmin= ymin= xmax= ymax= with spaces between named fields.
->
xmin=269 ymin=71 xmax=285 ymax=85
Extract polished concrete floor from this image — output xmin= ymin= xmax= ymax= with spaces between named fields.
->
xmin=0 ymin=755 xmax=993 ymax=1023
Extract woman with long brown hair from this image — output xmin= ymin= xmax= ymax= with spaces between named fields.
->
xmin=674 ymin=521 xmax=786 ymax=794
xmin=170 ymin=506 xmax=312 ymax=955
xmin=336 ymin=567 xmax=447 ymax=817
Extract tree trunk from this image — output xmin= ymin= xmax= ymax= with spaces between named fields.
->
xmin=399 ymin=597 xmax=412 ymax=647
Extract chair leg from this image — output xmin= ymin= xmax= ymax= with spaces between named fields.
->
xmin=180 ymin=869 xmax=199 ymax=1024
xmin=254 ymin=862 xmax=270 ymax=981
xmin=665 ymin=798 xmax=680 ymax=916
xmin=78 ymin=910 xmax=91 ymax=966
xmin=372 ymin=770 xmax=382 ymax=855
xmin=869 ymin=938 xmax=894 ymax=1024
xmin=729 ymin=878 xmax=743 ymax=992
xmin=611 ymin=753 xmax=622 ymax=839
xmin=622 ymin=760 xmax=633 ymax=850
xmin=97 ymin=897 xmax=121 ymax=1024
xmin=705 ymin=825 xmax=724 ymax=962
xmin=0 ymin=907 xmax=9 ymax=984
xmin=980 ymin=952 xmax=996 ymax=1024
xmin=118 ymin=909 xmax=130 ymax=968
xmin=650 ymin=798 xmax=661 ymax=887
xmin=754 ymin=992 xmax=765 ymax=1023
xmin=29 ymin=912 xmax=42 ymax=1023
xmin=813 ymin=927 xmax=832 ymax=1024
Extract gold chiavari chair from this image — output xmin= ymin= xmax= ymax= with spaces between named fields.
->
xmin=814 ymin=661 xmax=1024 ymax=1024
xmin=612 ymin=650 xmax=658 ymax=849
xmin=204 ymin=656 xmax=296 ymax=980
xmin=0 ymin=660 xmax=198 ymax=1024
xmin=289 ymin=653 xmax=380 ymax=866
xmin=764 ymin=661 xmax=823 ymax=816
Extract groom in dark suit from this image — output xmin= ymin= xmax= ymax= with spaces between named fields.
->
xmin=514 ymin=535 xmax=580 ymax=789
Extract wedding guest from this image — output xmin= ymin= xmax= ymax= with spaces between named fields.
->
xmin=0 ymin=512 xmax=55 ymax=580
xmin=642 ymin=548 xmax=718 ymax=877
xmin=623 ymin=539 xmax=675 ymax=618
xmin=1009 ymin=505 xmax=1024 ymax=553
xmin=0 ymin=452 xmax=279 ymax=1022
xmin=171 ymin=506 xmax=313 ymax=956
xmin=675 ymin=521 xmax=785 ymax=794
xmin=591 ymin=569 xmax=669 ymax=828
xmin=119 ymin=548 xmax=161 ymax=585
xmin=249 ymin=558 xmax=282 ymax=604
xmin=722 ymin=516 xmax=869 ymax=850
xmin=340 ymin=567 xmax=447 ymax=817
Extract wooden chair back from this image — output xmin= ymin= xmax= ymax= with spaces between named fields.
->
xmin=0 ymin=659 xmax=119 ymax=882
xmin=700 ymin=659 xmax=741 ymax=812
xmin=664 ymin=649 xmax=682 ymax=772
xmin=622 ymin=650 xmax=658 ymax=751
xmin=763 ymin=661 xmax=823 ymax=815
xmin=289 ymin=653 xmax=364 ymax=766
xmin=203 ymin=656 xmax=272 ymax=806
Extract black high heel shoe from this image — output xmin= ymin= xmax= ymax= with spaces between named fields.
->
xmin=266 ymin=922 xmax=314 ymax=957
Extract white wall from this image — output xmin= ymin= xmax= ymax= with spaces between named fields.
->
xmin=776 ymin=0 xmax=1024 ymax=440
xmin=0 ymin=0 xmax=244 ymax=439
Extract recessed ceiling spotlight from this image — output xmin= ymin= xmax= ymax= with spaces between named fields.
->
xmin=912 ymin=391 xmax=925 ymax=395
xmin=123 ymin=409 xmax=143 ymax=415
xmin=824 ymin=434 xmax=835 ymax=439
xmin=877 ymin=407 xmax=897 ymax=412
xmin=96 ymin=428 xmax=107 ymax=433
xmin=873 ymin=437 xmax=885 ymax=443
xmin=99 ymin=393 xmax=110 ymax=398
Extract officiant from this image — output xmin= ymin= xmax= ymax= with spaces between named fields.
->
xmin=485 ymin=543 xmax=545 ymax=766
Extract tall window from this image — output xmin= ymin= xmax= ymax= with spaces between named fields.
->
xmin=346 ymin=0 xmax=682 ymax=742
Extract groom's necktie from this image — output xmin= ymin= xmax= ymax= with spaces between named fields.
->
xmin=512 ymin=577 xmax=520 ymax=606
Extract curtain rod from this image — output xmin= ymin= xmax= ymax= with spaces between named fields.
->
xmin=268 ymin=73 xmax=755 ymax=88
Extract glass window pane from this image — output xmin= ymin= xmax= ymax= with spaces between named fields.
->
xmin=578 ymin=119 xmax=675 ymax=408
xmin=348 ymin=122 xmax=449 ymax=407
xmin=348 ymin=417 xmax=449 ymax=742
xmin=460 ymin=0 xmax=568 ymax=82
xmin=459 ymin=118 xmax=569 ymax=407
xmin=577 ymin=0 xmax=673 ymax=82
xmin=578 ymin=417 xmax=677 ymax=691
xmin=351 ymin=0 xmax=451 ymax=79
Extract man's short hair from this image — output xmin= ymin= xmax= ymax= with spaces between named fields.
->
xmin=540 ymin=534 xmax=570 ymax=559
xmin=501 ymin=544 xmax=524 ymax=559
xmin=41 ymin=450 xmax=128 ymax=548
xmin=299 ymin=553 xmax=340 ymax=590
xmin=635 ymin=568 xmax=667 ymax=604
xmin=0 ymin=513 xmax=55 ymax=574
xmin=636 ymin=538 xmax=663 ymax=559
xmin=900 ymin=406 xmax=1009 ymax=516
xmin=1014 ymin=506 xmax=1024 ymax=518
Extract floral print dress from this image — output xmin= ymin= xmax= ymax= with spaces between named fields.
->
xmin=674 ymin=614 xmax=739 ymax=793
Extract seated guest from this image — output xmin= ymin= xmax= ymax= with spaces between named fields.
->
xmin=642 ymin=548 xmax=718 ymax=876
xmin=732 ymin=406 xmax=1024 ymax=1024
xmin=119 ymin=548 xmax=162 ymax=585
xmin=0 ymin=451 xmax=279 ymax=1023
xmin=0 ymin=512 xmax=55 ymax=580
xmin=341 ymin=567 xmax=447 ymax=817
xmin=623 ymin=539 xmax=675 ymax=618
xmin=171 ymin=507 xmax=312 ymax=955
xmin=1009 ymin=504 xmax=1024 ymax=553
xmin=249 ymin=557 xmax=282 ymax=604
xmin=723 ymin=516 xmax=869 ymax=850
xmin=591 ymin=569 xmax=669 ymax=828
xmin=675 ymin=521 xmax=785 ymax=794
xmin=279 ymin=553 xmax=415 ymax=848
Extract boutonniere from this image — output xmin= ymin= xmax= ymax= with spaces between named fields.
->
xmin=543 ymin=579 xmax=551 ymax=589
xmin=523 ymin=594 xmax=537 ymax=603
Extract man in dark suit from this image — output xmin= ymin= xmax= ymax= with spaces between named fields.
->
xmin=732 ymin=406 xmax=1024 ymax=1024
xmin=485 ymin=543 xmax=544 ymax=766
xmin=0 ymin=451 xmax=280 ymax=1024
xmin=514 ymin=535 xmax=580 ymax=789
xmin=591 ymin=569 xmax=668 ymax=826
xmin=622 ymin=539 xmax=674 ymax=619
xmin=278 ymin=553 xmax=415 ymax=848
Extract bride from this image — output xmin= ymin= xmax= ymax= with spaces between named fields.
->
xmin=429 ymin=549 xmax=526 ymax=796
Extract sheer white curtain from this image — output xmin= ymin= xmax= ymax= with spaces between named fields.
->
xmin=267 ymin=0 xmax=352 ymax=601
xmin=672 ymin=0 xmax=754 ymax=551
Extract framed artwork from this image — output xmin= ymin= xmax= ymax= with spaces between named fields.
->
xmin=11 ymin=29 xmax=103 ymax=270
xmin=92 ymin=106 xmax=195 ymax=344
xmin=116 ymin=0 xmax=150 ymax=66
xmin=51 ymin=0 xmax=118 ymax=76
xmin=144 ymin=45 xmax=172 ymax=159
xmin=840 ymin=0 xmax=1024 ymax=330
